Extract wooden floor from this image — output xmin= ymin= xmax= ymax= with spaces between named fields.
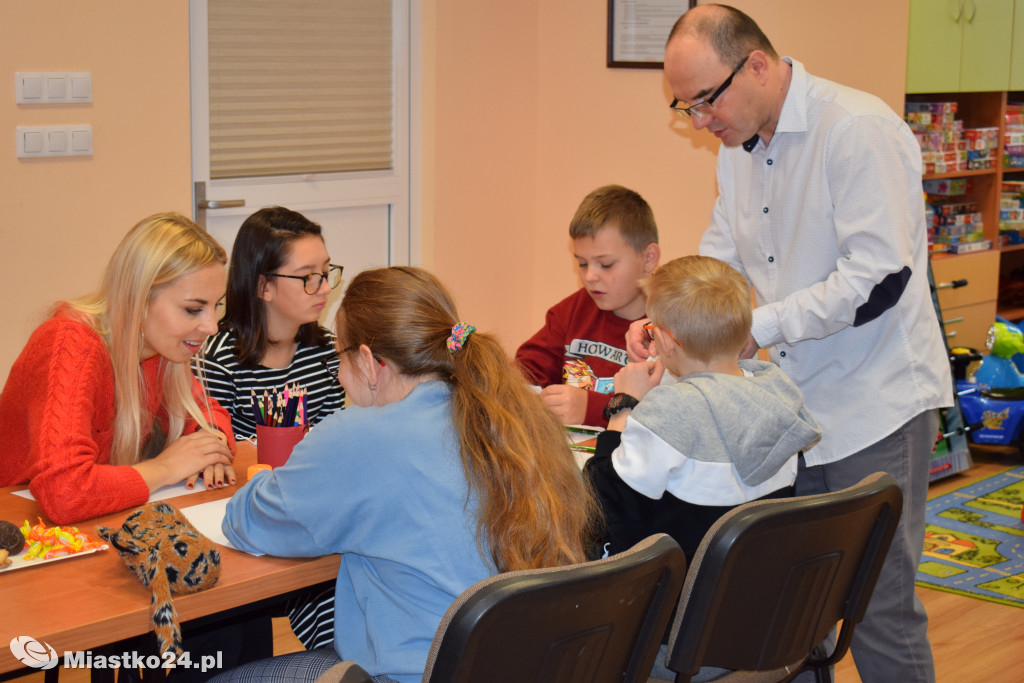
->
xmin=834 ymin=445 xmax=1024 ymax=682
xmin=19 ymin=447 xmax=1024 ymax=682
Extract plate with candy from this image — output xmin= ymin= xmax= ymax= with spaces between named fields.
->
xmin=0 ymin=518 xmax=108 ymax=572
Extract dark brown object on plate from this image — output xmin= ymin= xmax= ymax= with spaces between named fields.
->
xmin=0 ymin=520 xmax=25 ymax=555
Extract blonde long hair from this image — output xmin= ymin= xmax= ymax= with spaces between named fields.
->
xmin=338 ymin=266 xmax=599 ymax=570
xmin=65 ymin=213 xmax=227 ymax=466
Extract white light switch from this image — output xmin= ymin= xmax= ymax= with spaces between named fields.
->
xmin=47 ymin=130 xmax=68 ymax=152
xmin=46 ymin=76 xmax=66 ymax=100
xmin=70 ymin=74 xmax=91 ymax=100
xmin=71 ymin=128 xmax=92 ymax=153
xmin=17 ymin=125 xmax=92 ymax=158
xmin=23 ymin=131 xmax=43 ymax=153
xmin=20 ymin=75 xmax=43 ymax=100
xmin=16 ymin=71 xmax=93 ymax=103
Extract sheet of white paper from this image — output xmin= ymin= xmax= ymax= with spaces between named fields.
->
xmin=12 ymin=482 xmax=203 ymax=503
xmin=179 ymin=498 xmax=262 ymax=556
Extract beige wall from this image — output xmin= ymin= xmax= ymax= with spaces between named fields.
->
xmin=426 ymin=0 xmax=911 ymax=355
xmin=0 ymin=0 xmax=909 ymax=382
xmin=1 ymin=1 xmax=193 ymax=381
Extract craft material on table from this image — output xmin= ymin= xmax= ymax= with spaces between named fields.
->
xmin=12 ymin=481 xmax=203 ymax=503
xmin=251 ymin=383 xmax=309 ymax=428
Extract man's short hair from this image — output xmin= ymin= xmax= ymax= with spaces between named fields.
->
xmin=643 ymin=255 xmax=751 ymax=362
xmin=569 ymin=184 xmax=658 ymax=253
xmin=668 ymin=4 xmax=778 ymax=67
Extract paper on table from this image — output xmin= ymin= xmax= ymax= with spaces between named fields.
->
xmin=179 ymin=498 xmax=261 ymax=556
xmin=12 ymin=481 xmax=202 ymax=503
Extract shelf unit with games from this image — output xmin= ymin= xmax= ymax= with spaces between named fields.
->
xmin=906 ymin=91 xmax=1024 ymax=349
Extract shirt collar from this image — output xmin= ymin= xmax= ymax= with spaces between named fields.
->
xmin=743 ymin=56 xmax=805 ymax=154
xmin=775 ymin=57 xmax=807 ymax=135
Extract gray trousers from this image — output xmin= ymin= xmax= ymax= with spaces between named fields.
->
xmin=795 ymin=409 xmax=938 ymax=683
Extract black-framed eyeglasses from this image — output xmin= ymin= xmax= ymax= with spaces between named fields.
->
xmin=670 ymin=55 xmax=749 ymax=120
xmin=266 ymin=264 xmax=343 ymax=294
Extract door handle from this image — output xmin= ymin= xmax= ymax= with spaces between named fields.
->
xmin=197 ymin=199 xmax=245 ymax=209
xmin=194 ymin=181 xmax=246 ymax=229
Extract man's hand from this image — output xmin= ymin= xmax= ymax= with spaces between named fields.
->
xmin=738 ymin=333 xmax=759 ymax=360
xmin=625 ymin=318 xmax=652 ymax=362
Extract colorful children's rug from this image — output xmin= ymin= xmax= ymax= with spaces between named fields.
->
xmin=916 ymin=465 xmax=1024 ymax=607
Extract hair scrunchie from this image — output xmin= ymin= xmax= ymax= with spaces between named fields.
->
xmin=446 ymin=321 xmax=476 ymax=354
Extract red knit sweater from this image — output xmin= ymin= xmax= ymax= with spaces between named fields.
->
xmin=0 ymin=313 xmax=235 ymax=524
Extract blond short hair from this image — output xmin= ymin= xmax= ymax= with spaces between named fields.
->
xmin=643 ymin=255 xmax=751 ymax=362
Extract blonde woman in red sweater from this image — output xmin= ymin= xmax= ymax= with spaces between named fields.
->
xmin=0 ymin=212 xmax=236 ymax=524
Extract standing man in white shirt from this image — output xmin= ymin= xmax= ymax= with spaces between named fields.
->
xmin=625 ymin=5 xmax=952 ymax=681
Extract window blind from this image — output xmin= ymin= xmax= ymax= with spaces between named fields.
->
xmin=208 ymin=0 xmax=393 ymax=179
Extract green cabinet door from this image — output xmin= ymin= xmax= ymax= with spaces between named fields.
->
xmin=1011 ymin=0 xmax=1024 ymax=89
xmin=960 ymin=0 xmax=1013 ymax=91
xmin=907 ymin=0 xmax=964 ymax=93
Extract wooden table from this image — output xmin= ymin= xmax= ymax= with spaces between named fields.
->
xmin=0 ymin=443 xmax=340 ymax=675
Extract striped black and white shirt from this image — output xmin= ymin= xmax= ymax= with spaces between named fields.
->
xmin=197 ymin=329 xmax=344 ymax=440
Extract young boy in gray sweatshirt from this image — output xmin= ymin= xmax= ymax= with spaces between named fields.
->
xmin=584 ymin=255 xmax=821 ymax=562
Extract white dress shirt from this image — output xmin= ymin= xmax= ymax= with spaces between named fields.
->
xmin=700 ymin=58 xmax=952 ymax=466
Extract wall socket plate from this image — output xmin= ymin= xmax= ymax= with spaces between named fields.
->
xmin=17 ymin=125 xmax=93 ymax=157
xmin=16 ymin=72 xmax=92 ymax=104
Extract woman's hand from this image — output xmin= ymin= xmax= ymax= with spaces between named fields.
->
xmin=132 ymin=430 xmax=235 ymax=492
xmin=625 ymin=318 xmax=652 ymax=362
xmin=186 ymin=462 xmax=237 ymax=490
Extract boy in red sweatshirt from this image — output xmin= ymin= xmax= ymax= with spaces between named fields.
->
xmin=516 ymin=185 xmax=660 ymax=427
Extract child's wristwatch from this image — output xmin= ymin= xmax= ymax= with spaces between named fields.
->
xmin=603 ymin=393 xmax=639 ymax=421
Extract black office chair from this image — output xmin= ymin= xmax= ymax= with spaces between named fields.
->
xmin=650 ymin=471 xmax=903 ymax=683
xmin=316 ymin=533 xmax=686 ymax=683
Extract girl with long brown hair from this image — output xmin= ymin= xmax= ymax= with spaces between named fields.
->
xmin=217 ymin=266 xmax=598 ymax=683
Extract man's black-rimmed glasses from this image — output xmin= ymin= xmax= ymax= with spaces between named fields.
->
xmin=670 ymin=55 xmax=749 ymax=119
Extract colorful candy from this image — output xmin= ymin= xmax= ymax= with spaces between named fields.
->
xmin=16 ymin=517 xmax=106 ymax=561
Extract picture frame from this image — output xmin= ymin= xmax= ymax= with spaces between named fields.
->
xmin=607 ymin=0 xmax=696 ymax=69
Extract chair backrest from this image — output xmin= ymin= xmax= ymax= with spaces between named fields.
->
xmin=422 ymin=533 xmax=686 ymax=683
xmin=662 ymin=472 xmax=903 ymax=682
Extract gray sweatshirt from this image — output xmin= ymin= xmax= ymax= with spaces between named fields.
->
xmin=613 ymin=359 xmax=822 ymax=506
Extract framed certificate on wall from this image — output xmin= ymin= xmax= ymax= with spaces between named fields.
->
xmin=607 ymin=0 xmax=696 ymax=69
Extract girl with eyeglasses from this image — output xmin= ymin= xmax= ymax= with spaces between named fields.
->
xmin=195 ymin=206 xmax=347 ymax=652
xmin=198 ymin=206 xmax=346 ymax=443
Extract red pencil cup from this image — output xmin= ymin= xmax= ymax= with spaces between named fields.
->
xmin=256 ymin=424 xmax=307 ymax=468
